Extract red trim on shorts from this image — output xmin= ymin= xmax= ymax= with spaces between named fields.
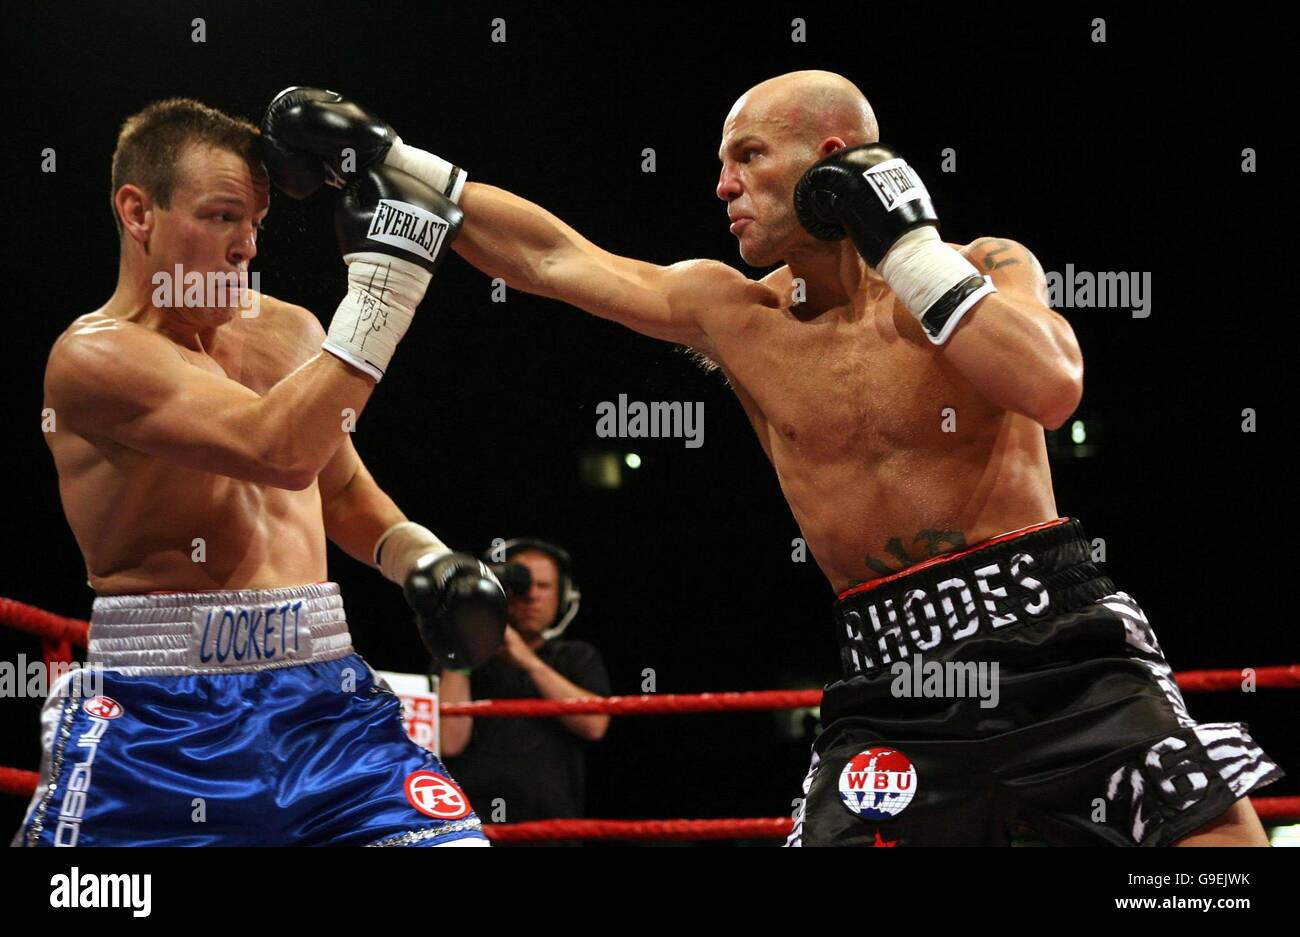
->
xmin=836 ymin=518 xmax=1070 ymax=601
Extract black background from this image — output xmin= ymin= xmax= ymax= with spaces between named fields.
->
xmin=1 ymin=3 xmax=1292 ymax=840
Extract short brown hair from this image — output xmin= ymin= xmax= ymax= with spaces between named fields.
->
xmin=110 ymin=98 xmax=264 ymax=233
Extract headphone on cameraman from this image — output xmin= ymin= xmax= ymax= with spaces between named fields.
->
xmin=484 ymin=538 xmax=582 ymax=640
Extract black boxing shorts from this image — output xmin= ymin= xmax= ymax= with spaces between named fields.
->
xmin=786 ymin=518 xmax=1283 ymax=846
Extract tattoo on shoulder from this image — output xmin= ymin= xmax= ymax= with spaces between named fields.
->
xmin=861 ymin=529 xmax=967 ymax=578
xmin=970 ymin=238 xmax=1022 ymax=271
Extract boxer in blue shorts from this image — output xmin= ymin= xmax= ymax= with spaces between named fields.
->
xmin=18 ymin=586 xmax=488 ymax=847
xmin=15 ymin=97 xmax=501 ymax=846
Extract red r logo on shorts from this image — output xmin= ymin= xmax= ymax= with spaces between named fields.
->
xmin=404 ymin=770 xmax=471 ymax=820
xmin=83 ymin=696 xmax=124 ymax=719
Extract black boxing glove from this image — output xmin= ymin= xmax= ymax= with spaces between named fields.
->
xmin=260 ymin=86 xmax=396 ymax=199
xmin=404 ymin=553 xmax=507 ymax=670
xmin=793 ymin=143 xmax=938 ymax=266
xmin=323 ymin=164 xmax=463 ymax=381
xmin=794 ymin=143 xmax=996 ymax=345
xmin=335 ymin=163 xmax=463 ymax=273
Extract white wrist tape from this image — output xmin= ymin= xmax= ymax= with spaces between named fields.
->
xmin=386 ymin=137 xmax=468 ymax=204
xmin=879 ymin=227 xmax=997 ymax=345
xmin=374 ymin=521 xmax=451 ymax=585
xmin=321 ymin=253 xmax=433 ymax=381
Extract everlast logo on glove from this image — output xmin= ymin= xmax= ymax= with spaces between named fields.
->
xmin=367 ymin=199 xmax=451 ymax=265
xmin=862 ymin=158 xmax=930 ymax=212
xmin=839 ymin=552 xmax=1050 ymax=674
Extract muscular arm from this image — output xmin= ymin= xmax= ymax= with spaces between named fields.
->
xmin=46 ymin=312 xmax=373 ymax=490
xmin=944 ymin=238 xmax=1083 ymax=429
xmin=454 ymin=182 xmax=740 ymax=352
xmin=317 ymin=437 xmax=405 ymax=567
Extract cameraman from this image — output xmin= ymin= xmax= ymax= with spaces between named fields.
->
xmin=441 ymin=539 xmax=610 ymax=823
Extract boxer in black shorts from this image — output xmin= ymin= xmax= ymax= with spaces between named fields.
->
xmin=308 ymin=71 xmax=1284 ymax=843
xmin=786 ymin=519 xmax=1283 ymax=846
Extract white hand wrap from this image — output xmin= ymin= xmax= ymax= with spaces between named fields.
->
xmin=879 ymin=227 xmax=997 ymax=345
xmin=373 ymin=521 xmax=451 ymax=586
xmin=386 ymin=137 xmax=468 ymax=204
xmin=321 ymin=253 xmax=433 ymax=381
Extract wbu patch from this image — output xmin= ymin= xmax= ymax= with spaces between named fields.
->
xmin=838 ymin=747 xmax=918 ymax=820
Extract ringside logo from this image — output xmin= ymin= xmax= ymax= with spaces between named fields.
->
xmin=55 ymin=700 xmax=125 ymax=846
xmin=83 ymin=696 xmax=123 ymax=720
xmin=404 ymin=770 xmax=471 ymax=820
xmin=839 ymin=747 xmax=918 ymax=820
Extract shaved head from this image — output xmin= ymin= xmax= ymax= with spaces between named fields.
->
xmin=724 ymin=70 xmax=879 ymax=153
xmin=717 ymin=71 xmax=878 ymax=267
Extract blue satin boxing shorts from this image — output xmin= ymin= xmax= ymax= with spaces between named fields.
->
xmin=12 ymin=582 xmax=487 ymax=847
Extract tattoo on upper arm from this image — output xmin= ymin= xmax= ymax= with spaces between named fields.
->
xmin=971 ymin=238 xmax=1022 ymax=271
xmin=860 ymin=529 xmax=967 ymax=578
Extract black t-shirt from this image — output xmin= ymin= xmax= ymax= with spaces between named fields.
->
xmin=447 ymin=639 xmax=610 ymax=823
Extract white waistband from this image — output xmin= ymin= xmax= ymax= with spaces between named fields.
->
xmin=87 ymin=582 xmax=353 ymax=675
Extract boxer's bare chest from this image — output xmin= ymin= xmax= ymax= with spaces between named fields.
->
xmin=182 ymin=320 xmax=294 ymax=394
xmin=716 ymin=285 xmax=988 ymax=466
xmin=706 ymin=272 xmax=1055 ymax=589
xmin=58 ymin=320 xmax=320 ymax=559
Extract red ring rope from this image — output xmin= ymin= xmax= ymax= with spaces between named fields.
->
xmin=480 ymin=799 xmax=1300 ymax=843
xmin=2 ymin=595 xmax=1295 ymax=841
